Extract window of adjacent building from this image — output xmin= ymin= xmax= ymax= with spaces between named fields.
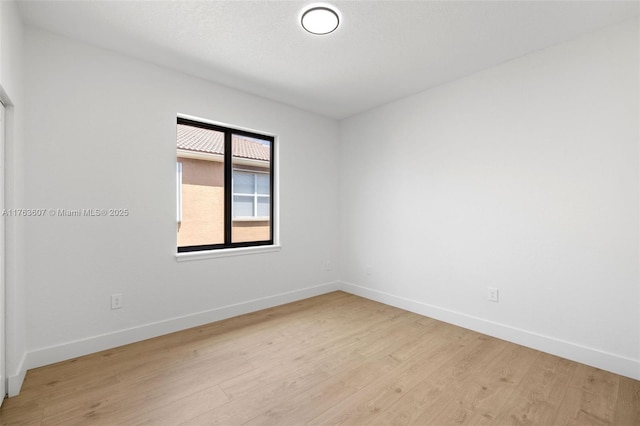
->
xmin=233 ymin=170 xmax=270 ymax=219
xmin=176 ymin=117 xmax=274 ymax=252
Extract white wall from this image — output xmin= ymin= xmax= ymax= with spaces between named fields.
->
xmin=0 ymin=0 xmax=27 ymax=396
xmin=339 ymin=18 xmax=640 ymax=379
xmin=22 ymin=27 xmax=340 ymax=369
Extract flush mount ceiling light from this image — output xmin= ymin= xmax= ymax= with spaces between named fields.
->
xmin=301 ymin=5 xmax=340 ymax=35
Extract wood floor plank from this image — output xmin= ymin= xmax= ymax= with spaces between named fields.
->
xmin=384 ymin=319 xmax=451 ymax=364
xmin=554 ymin=364 xmax=620 ymax=426
xmin=218 ymin=303 xmax=414 ymax=401
xmin=127 ymin=385 xmax=229 ymax=425
xmin=614 ymin=376 xmax=640 ymax=426
xmin=368 ymin=334 xmax=508 ymax=426
xmin=184 ymin=330 xmax=407 ymax=424
xmin=0 ymin=398 xmax=43 ymax=426
xmin=353 ymin=314 xmax=431 ymax=359
xmin=1 ymin=291 xmax=638 ymax=426
xmin=306 ymin=320 xmax=478 ymax=425
xmin=216 ymin=349 xmax=400 ymax=426
xmin=491 ymin=352 xmax=577 ymax=425
xmin=242 ymin=379 xmax=359 ymax=426
xmin=39 ymin=348 xmax=252 ymax=425
xmin=237 ymin=345 xmax=411 ymax=426
xmin=425 ymin=343 xmax=540 ymax=425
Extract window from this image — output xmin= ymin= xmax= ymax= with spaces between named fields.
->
xmin=176 ymin=117 xmax=274 ymax=252
xmin=233 ymin=170 xmax=270 ymax=219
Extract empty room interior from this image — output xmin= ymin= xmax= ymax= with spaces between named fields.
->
xmin=0 ymin=0 xmax=639 ymax=424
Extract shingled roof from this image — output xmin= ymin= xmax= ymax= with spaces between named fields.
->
xmin=177 ymin=123 xmax=270 ymax=161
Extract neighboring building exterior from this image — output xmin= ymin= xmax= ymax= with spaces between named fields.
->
xmin=176 ymin=123 xmax=271 ymax=247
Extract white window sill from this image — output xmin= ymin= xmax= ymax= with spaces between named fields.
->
xmin=175 ymin=244 xmax=281 ymax=262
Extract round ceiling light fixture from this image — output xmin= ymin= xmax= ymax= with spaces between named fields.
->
xmin=301 ymin=5 xmax=340 ymax=35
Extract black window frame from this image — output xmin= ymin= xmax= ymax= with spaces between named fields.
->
xmin=177 ymin=117 xmax=275 ymax=252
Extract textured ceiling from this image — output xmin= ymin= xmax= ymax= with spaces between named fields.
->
xmin=17 ymin=1 xmax=640 ymax=119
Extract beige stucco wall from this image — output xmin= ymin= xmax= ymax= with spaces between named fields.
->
xmin=232 ymin=220 xmax=270 ymax=243
xmin=177 ymin=157 xmax=225 ymax=246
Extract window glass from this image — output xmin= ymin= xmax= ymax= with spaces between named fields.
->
xmin=231 ymin=133 xmax=272 ymax=243
xmin=257 ymin=196 xmax=270 ymax=217
xmin=233 ymin=171 xmax=254 ymax=194
xmin=176 ymin=124 xmax=225 ymax=248
xmin=257 ymin=174 xmax=270 ymax=195
xmin=233 ymin=195 xmax=254 ymax=217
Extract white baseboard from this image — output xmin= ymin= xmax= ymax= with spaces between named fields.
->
xmin=7 ymin=352 xmax=26 ymax=397
xmin=339 ymin=281 xmax=640 ymax=381
xmin=13 ymin=279 xmax=639 ymax=398
xmin=25 ymin=281 xmax=340 ymax=372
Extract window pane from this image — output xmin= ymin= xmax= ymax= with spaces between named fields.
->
xmin=232 ymin=134 xmax=272 ymax=244
xmin=233 ymin=171 xmax=254 ymax=194
xmin=233 ymin=195 xmax=254 ymax=217
xmin=257 ymin=196 xmax=270 ymax=217
xmin=177 ymin=123 xmax=225 ymax=248
xmin=257 ymin=174 xmax=270 ymax=195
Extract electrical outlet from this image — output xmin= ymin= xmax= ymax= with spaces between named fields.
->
xmin=111 ymin=294 xmax=123 ymax=310
xmin=365 ymin=266 xmax=373 ymax=276
xmin=488 ymin=287 xmax=499 ymax=303
xmin=324 ymin=260 xmax=332 ymax=271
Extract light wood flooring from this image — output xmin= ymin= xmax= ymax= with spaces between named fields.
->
xmin=1 ymin=291 xmax=639 ymax=425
